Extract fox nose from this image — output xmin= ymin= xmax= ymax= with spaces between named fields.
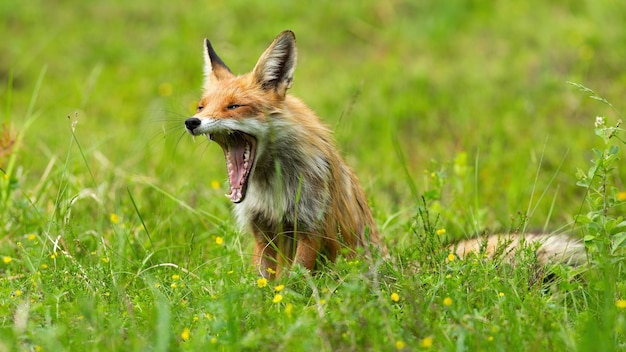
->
xmin=185 ymin=117 xmax=201 ymax=131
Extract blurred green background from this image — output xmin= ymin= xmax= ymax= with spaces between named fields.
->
xmin=3 ymin=1 xmax=626 ymax=350
xmin=2 ymin=0 xmax=626 ymax=235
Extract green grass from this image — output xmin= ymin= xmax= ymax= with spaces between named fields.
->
xmin=2 ymin=0 xmax=626 ymax=350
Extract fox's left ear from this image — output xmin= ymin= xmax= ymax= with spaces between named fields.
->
xmin=252 ymin=30 xmax=297 ymax=97
xmin=204 ymin=38 xmax=234 ymax=88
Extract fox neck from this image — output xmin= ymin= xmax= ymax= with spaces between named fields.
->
xmin=233 ymin=115 xmax=332 ymax=233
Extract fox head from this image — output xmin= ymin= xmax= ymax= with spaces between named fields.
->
xmin=184 ymin=30 xmax=297 ymax=203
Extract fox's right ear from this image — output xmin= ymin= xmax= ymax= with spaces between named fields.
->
xmin=203 ymin=38 xmax=233 ymax=88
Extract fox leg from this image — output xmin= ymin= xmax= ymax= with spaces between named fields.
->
xmin=294 ymin=235 xmax=322 ymax=271
xmin=253 ymin=240 xmax=278 ymax=279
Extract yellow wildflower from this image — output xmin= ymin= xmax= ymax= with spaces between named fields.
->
xmin=274 ymin=284 xmax=285 ymax=292
xmin=617 ymin=192 xmax=626 ymax=202
xmin=395 ymin=340 xmax=406 ymax=350
xmin=498 ymin=292 xmax=505 ymax=297
xmin=110 ymin=213 xmax=120 ymax=224
xmin=2 ymin=256 xmax=12 ymax=264
xmin=257 ymin=278 xmax=268 ymax=288
xmin=443 ymin=297 xmax=453 ymax=306
xmin=215 ymin=236 xmax=224 ymax=245
xmin=272 ymin=294 xmax=283 ymax=303
xmin=447 ymin=253 xmax=455 ymax=261
xmin=419 ymin=336 xmax=433 ymax=348
xmin=211 ymin=180 xmax=221 ymax=190
xmin=266 ymin=268 xmax=276 ymax=275
xmin=436 ymin=228 xmax=446 ymax=235
xmin=616 ymin=299 xmax=626 ymax=309
xmin=285 ymin=303 xmax=293 ymax=317
xmin=391 ymin=292 xmax=400 ymax=302
xmin=172 ymin=274 xmax=180 ymax=280
xmin=180 ymin=327 xmax=190 ymax=341
xmin=210 ymin=337 xmax=217 ymax=344
xmin=27 ymin=234 xmax=36 ymax=241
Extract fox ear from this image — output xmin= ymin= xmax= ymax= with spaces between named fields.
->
xmin=204 ymin=38 xmax=233 ymax=87
xmin=252 ymin=30 xmax=297 ymax=96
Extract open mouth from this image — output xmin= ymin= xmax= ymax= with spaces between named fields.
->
xmin=209 ymin=131 xmax=257 ymax=203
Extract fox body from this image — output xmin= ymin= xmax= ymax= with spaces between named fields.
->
xmin=185 ymin=31 xmax=384 ymax=278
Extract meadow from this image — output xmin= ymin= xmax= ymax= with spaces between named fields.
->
xmin=2 ymin=1 xmax=626 ymax=350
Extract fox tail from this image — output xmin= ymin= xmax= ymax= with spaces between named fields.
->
xmin=452 ymin=233 xmax=586 ymax=266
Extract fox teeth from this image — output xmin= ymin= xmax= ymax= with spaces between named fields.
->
xmin=244 ymin=143 xmax=250 ymax=161
xmin=225 ymin=188 xmax=244 ymax=202
xmin=236 ymin=188 xmax=242 ymax=201
xmin=226 ymin=189 xmax=240 ymax=202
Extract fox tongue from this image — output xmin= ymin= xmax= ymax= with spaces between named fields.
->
xmin=220 ymin=132 xmax=255 ymax=203
xmin=226 ymin=143 xmax=248 ymax=203
xmin=211 ymin=131 xmax=255 ymax=203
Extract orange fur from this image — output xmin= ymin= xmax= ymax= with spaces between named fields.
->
xmin=185 ymin=30 xmax=386 ymax=278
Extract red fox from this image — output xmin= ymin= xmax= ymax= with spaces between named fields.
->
xmin=185 ymin=30 xmax=386 ymax=278
xmin=184 ymin=30 xmax=585 ymax=278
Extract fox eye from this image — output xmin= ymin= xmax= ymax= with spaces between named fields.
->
xmin=196 ymin=105 xmax=205 ymax=113
xmin=226 ymin=104 xmax=241 ymax=110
